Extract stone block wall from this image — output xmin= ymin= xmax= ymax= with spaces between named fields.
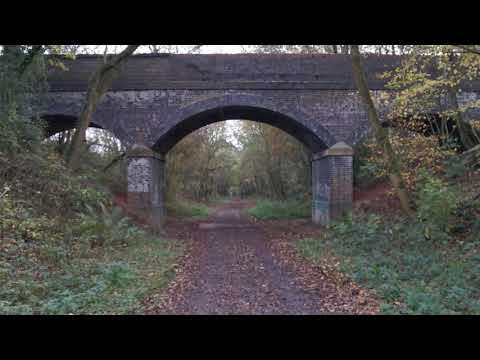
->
xmin=126 ymin=145 xmax=165 ymax=231
xmin=312 ymin=142 xmax=353 ymax=225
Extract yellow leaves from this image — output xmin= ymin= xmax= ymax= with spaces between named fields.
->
xmin=47 ymin=59 xmax=69 ymax=72
xmin=363 ymin=129 xmax=448 ymax=191
xmin=384 ymin=47 xmax=480 ymax=122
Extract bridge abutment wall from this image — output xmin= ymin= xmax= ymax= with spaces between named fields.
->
xmin=126 ymin=144 xmax=165 ymax=232
xmin=312 ymin=142 xmax=354 ymax=225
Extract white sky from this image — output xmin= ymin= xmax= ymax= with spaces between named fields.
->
xmin=85 ymin=45 xmax=251 ymax=54
xmin=199 ymin=45 xmax=250 ymax=53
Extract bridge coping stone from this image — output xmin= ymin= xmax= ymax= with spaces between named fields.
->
xmin=126 ymin=143 xmax=164 ymax=161
xmin=312 ymin=142 xmax=354 ymax=161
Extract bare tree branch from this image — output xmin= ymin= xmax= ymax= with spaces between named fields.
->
xmin=453 ymin=45 xmax=480 ymax=56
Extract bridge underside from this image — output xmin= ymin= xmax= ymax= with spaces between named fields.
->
xmin=153 ymin=105 xmax=329 ymax=155
xmin=41 ymin=114 xmax=104 ymax=138
xmin=40 ymin=107 xmax=355 ymax=229
xmin=125 ymin=142 xmax=354 ymax=231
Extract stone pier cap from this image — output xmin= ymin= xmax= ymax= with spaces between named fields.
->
xmin=312 ymin=142 xmax=354 ymax=161
xmin=126 ymin=143 xmax=165 ymax=160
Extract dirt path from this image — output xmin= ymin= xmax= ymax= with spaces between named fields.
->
xmin=144 ymin=199 xmax=378 ymax=315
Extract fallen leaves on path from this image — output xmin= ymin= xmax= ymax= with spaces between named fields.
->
xmin=143 ymin=200 xmax=380 ymax=315
xmin=259 ymin=218 xmax=380 ymax=314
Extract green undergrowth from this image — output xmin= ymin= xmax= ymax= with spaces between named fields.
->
xmin=0 ymin=233 xmax=179 ymax=315
xmin=0 ymin=50 xmax=182 ymax=314
xmin=1 ymin=146 xmax=180 ymax=314
xmin=209 ymin=197 xmax=234 ymax=205
xmin=248 ymin=199 xmax=310 ymax=220
xmin=297 ymin=172 xmax=480 ymax=315
xmin=1 ymin=186 xmax=180 ymax=315
xmin=166 ymin=198 xmax=211 ymax=218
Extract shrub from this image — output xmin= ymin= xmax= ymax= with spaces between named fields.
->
xmin=353 ymin=140 xmax=386 ymax=187
xmin=101 ymin=262 xmax=136 ymax=288
xmin=444 ymin=155 xmax=468 ymax=179
xmin=415 ymin=170 xmax=459 ymax=235
xmin=353 ymin=129 xmax=451 ymax=191
xmin=73 ymin=204 xmax=148 ymax=247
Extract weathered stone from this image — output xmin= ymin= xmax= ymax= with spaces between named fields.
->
xmin=40 ymin=54 xmax=479 ymax=226
xmin=126 ymin=146 xmax=165 ymax=231
xmin=126 ymin=143 xmax=164 ymax=159
xmin=42 ymin=54 xmax=480 ymax=153
xmin=313 ymin=141 xmax=354 ymax=159
xmin=312 ymin=143 xmax=353 ymax=225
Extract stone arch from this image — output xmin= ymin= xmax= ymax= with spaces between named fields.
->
xmin=40 ymin=113 xmax=124 ymax=147
xmin=152 ymin=94 xmax=336 ymax=155
xmin=41 ymin=114 xmax=100 ymax=138
xmin=119 ymin=93 xmax=356 ymax=228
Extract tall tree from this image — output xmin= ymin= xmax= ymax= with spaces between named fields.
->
xmin=382 ymin=45 xmax=480 ymax=151
xmin=350 ymin=45 xmax=414 ymax=216
xmin=66 ymin=45 xmax=139 ymax=171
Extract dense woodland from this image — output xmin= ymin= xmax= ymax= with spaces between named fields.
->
xmin=1 ymin=45 xmax=480 ymax=314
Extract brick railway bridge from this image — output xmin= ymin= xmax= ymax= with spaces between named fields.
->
xmin=42 ymin=53 xmax=480 ymax=227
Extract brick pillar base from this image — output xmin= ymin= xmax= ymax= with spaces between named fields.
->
xmin=312 ymin=142 xmax=353 ymax=226
xmin=126 ymin=144 xmax=165 ymax=232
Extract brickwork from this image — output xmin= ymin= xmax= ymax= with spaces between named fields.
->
xmin=40 ymin=54 xmax=479 ymax=226
xmin=43 ymin=54 xmax=480 ymax=153
xmin=126 ymin=145 xmax=165 ymax=231
xmin=312 ymin=143 xmax=354 ymax=225
xmin=43 ymin=89 xmax=372 ymax=152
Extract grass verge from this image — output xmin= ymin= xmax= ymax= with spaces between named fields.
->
xmin=248 ymin=199 xmax=310 ymax=220
xmin=166 ymin=198 xmax=210 ymax=218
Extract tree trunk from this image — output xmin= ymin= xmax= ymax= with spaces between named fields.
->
xmin=461 ymin=144 xmax=480 ymax=168
xmin=446 ymin=87 xmax=478 ymax=150
xmin=18 ymin=46 xmax=44 ymax=76
xmin=341 ymin=45 xmax=350 ymax=54
xmin=66 ymin=45 xmax=139 ymax=171
xmin=350 ymin=45 xmax=415 ymax=217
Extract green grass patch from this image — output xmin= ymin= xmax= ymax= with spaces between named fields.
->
xmin=208 ymin=197 xmax=234 ymax=205
xmin=296 ymin=213 xmax=480 ymax=315
xmin=248 ymin=199 xmax=310 ymax=220
xmin=166 ymin=199 xmax=210 ymax=218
